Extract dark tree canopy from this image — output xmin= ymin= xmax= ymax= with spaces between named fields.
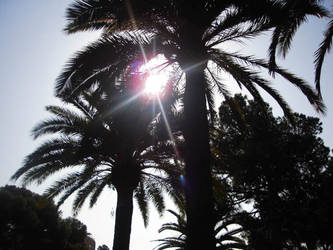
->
xmin=61 ymin=217 xmax=91 ymax=250
xmin=213 ymin=94 xmax=333 ymax=249
xmin=0 ymin=185 xmax=90 ymax=250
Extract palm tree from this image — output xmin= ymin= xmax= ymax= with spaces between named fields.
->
xmin=12 ymin=83 xmax=183 ymax=250
xmin=154 ymin=210 xmax=247 ymax=250
xmin=55 ymin=1 xmax=327 ymax=248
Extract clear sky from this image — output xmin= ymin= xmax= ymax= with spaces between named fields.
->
xmin=1 ymin=1 xmax=332 ymax=249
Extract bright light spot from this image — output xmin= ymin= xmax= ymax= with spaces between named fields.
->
xmin=144 ymin=73 xmax=168 ymax=95
xmin=139 ymin=55 xmax=170 ymax=97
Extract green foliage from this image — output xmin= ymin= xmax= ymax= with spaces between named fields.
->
xmin=0 ymin=185 xmax=89 ymax=250
xmin=61 ymin=217 xmax=90 ymax=250
xmin=214 ymin=94 xmax=333 ymax=249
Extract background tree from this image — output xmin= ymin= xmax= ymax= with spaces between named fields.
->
xmin=213 ymin=94 xmax=332 ymax=250
xmin=61 ymin=217 xmax=91 ymax=250
xmin=56 ymin=2 xmax=328 ymax=248
xmin=0 ymin=185 xmax=90 ymax=250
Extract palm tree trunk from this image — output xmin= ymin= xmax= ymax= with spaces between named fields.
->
xmin=183 ymin=67 xmax=215 ymax=250
xmin=113 ymin=187 xmax=134 ymax=250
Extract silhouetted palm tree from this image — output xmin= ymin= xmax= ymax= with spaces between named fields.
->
xmin=154 ymin=210 xmax=246 ymax=250
xmin=12 ymin=83 xmax=182 ymax=250
xmin=55 ymin=1 xmax=327 ymax=248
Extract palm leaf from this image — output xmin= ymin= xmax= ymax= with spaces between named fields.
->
xmin=134 ymin=180 xmax=149 ymax=227
xmin=315 ymin=18 xmax=333 ymax=97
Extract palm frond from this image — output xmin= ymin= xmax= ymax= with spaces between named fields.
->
xmin=31 ymin=106 xmax=88 ymax=139
xmin=72 ymin=179 xmax=99 ymax=215
xmin=11 ymin=137 xmax=79 ymax=181
xmin=55 ymin=33 xmax=154 ymax=98
xmin=315 ymin=18 xmax=333 ymax=97
xmin=205 ymin=75 xmax=217 ymax=125
xmin=211 ymin=53 xmax=267 ymax=108
xmin=134 ymin=180 xmax=149 ymax=227
xmin=268 ymin=26 xmax=282 ymax=73
xmin=207 ymin=22 xmax=268 ymax=48
xmin=89 ymin=177 xmax=110 ymax=208
xmin=158 ymin=210 xmax=186 ymax=235
xmin=154 ymin=237 xmax=185 ymax=250
xmin=206 ymin=67 xmax=231 ymax=100
xmin=44 ymin=172 xmax=82 ymax=199
xmin=54 ymin=170 xmax=100 ymax=208
xmin=65 ymin=0 xmax=118 ymax=34
xmin=213 ymin=51 xmax=326 ymax=114
xmin=269 ymin=1 xmax=328 ymax=71
xmin=145 ymin=180 xmax=165 ymax=217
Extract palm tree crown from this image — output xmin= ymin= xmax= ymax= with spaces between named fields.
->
xmin=12 ymin=82 xmax=182 ymax=250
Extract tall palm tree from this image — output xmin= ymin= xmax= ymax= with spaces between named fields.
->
xmin=12 ymin=83 xmax=182 ymax=250
xmin=55 ymin=1 xmax=327 ymax=248
xmin=154 ymin=209 xmax=247 ymax=250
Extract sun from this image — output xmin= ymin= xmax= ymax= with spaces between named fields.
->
xmin=139 ymin=55 xmax=170 ymax=97
xmin=144 ymin=72 xmax=169 ymax=95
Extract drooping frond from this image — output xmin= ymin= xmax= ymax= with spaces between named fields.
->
xmin=207 ymin=22 xmax=269 ymax=48
xmin=154 ymin=237 xmax=185 ymax=250
xmin=44 ymin=172 xmax=82 ymax=199
xmin=268 ymin=1 xmax=329 ymax=71
xmin=11 ymin=137 xmax=80 ymax=183
xmin=204 ymin=74 xmax=217 ymax=124
xmin=203 ymin=0 xmax=280 ymax=45
xmin=210 ymin=52 xmax=293 ymax=119
xmin=154 ymin=209 xmax=186 ymax=250
xmin=89 ymin=177 xmax=110 ymax=208
xmin=206 ymin=67 xmax=231 ymax=100
xmin=31 ymin=106 xmax=88 ymax=139
xmin=158 ymin=209 xmax=186 ymax=235
xmin=210 ymin=50 xmax=326 ymax=115
xmin=315 ymin=18 xmax=333 ymax=97
xmin=223 ymin=52 xmax=326 ymax=113
xmin=268 ymin=26 xmax=282 ymax=73
xmin=145 ymin=177 xmax=166 ymax=217
xmin=134 ymin=180 xmax=149 ymax=227
xmin=44 ymin=160 xmax=109 ymax=210
xmin=72 ymin=179 xmax=99 ymax=215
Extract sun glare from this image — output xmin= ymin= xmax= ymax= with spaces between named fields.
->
xmin=144 ymin=73 xmax=168 ymax=95
xmin=139 ymin=55 xmax=170 ymax=97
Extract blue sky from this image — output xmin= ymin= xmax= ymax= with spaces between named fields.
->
xmin=1 ymin=1 xmax=332 ymax=249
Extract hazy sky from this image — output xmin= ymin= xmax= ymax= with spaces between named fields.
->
xmin=1 ymin=1 xmax=332 ymax=249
